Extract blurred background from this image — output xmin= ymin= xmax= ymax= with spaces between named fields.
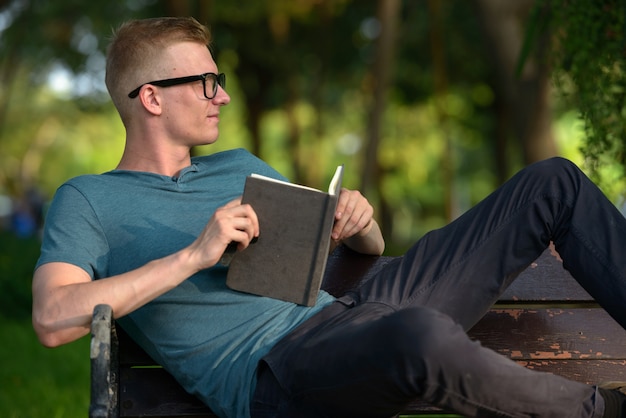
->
xmin=0 ymin=0 xmax=624 ymax=416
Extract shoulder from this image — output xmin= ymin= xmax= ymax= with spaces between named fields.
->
xmin=52 ymin=174 xmax=103 ymax=200
xmin=61 ymin=172 xmax=125 ymax=190
xmin=61 ymin=173 xmax=101 ymax=187
xmin=49 ymin=171 xmax=149 ymax=217
xmin=51 ymin=173 xmax=125 ymax=204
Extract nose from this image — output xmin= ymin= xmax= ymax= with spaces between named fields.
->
xmin=213 ymin=85 xmax=230 ymax=105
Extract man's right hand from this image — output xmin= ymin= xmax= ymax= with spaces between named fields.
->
xmin=186 ymin=198 xmax=259 ymax=270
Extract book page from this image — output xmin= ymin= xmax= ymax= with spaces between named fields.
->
xmin=250 ymin=165 xmax=344 ymax=194
xmin=249 ymin=173 xmax=321 ymax=193
xmin=328 ymin=165 xmax=344 ymax=195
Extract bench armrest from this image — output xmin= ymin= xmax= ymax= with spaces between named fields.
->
xmin=89 ymin=304 xmax=118 ymax=418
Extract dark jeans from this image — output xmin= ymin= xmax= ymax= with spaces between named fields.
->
xmin=252 ymin=157 xmax=626 ymax=417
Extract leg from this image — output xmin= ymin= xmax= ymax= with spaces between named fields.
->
xmin=257 ymin=158 xmax=617 ymax=417
xmin=353 ymin=157 xmax=626 ymax=329
xmin=257 ymin=303 xmax=602 ymax=417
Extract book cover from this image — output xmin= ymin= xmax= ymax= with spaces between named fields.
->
xmin=225 ymin=165 xmax=344 ymax=306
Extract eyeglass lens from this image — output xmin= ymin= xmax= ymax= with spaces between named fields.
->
xmin=205 ymin=73 xmax=225 ymax=99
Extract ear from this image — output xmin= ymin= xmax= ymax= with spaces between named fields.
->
xmin=137 ymin=85 xmax=163 ymax=116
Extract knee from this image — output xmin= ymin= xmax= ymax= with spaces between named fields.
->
xmin=526 ymin=157 xmax=584 ymax=183
xmin=520 ymin=157 xmax=587 ymax=198
xmin=377 ymin=307 xmax=468 ymax=362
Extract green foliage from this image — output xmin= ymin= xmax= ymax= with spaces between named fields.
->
xmin=543 ymin=0 xmax=626 ymax=197
xmin=3 ymin=0 xmax=623 ymax=249
xmin=0 ymin=318 xmax=90 ymax=418
xmin=1 ymin=0 xmax=143 ymax=75
xmin=0 ymin=74 xmax=125 ymax=197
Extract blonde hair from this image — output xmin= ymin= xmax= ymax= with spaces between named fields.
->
xmin=105 ymin=17 xmax=212 ymax=124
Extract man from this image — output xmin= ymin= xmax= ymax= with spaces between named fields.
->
xmin=32 ymin=16 xmax=626 ymax=418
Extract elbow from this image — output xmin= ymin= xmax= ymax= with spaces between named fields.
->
xmin=32 ymin=310 xmax=78 ymax=348
xmin=375 ymin=241 xmax=385 ymax=256
xmin=38 ymin=334 xmax=64 ymax=349
xmin=32 ymin=316 xmax=62 ymax=348
xmin=367 ymin=240 xmax=385 ymax=256
xmin=343 ymin=239 xmax=385 ymax=257
xmin=344 ymin=231 xmax=385 ymax=256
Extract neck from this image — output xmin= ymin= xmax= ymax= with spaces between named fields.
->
xmin=117 ymin=133 xmax=193 ymax=178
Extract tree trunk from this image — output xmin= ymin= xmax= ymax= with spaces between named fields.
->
xmin=360 ymin=0 xmax=401 ymax=239
xmin=428 ymin=0 xmax=457 ymax=222
xmin=474 ymin=0 xmax=557 ymax=184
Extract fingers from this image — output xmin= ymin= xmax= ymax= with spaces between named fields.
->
xmin=215 ymin=200 xmax=259 ymax=247
xmin=332 ymin=188 xmax=374 ymax=241
xmin=190 ymin=199 xmax=260 ymax=269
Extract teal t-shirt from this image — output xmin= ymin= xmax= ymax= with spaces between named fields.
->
xmin=36 ymin=148 xmax=335 ymax=418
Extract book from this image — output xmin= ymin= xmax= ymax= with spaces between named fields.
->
xmin=225 ymin=165 xmax=344 ymax=306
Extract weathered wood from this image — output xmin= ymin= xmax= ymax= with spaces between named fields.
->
xmin=90 ymin=247 xmax=626 ymax=417
xmin=470 ymin=309 xmax=626 ymax=360
xmin=500 ymin=249 xmax=594 ymax=303
xmin=90 ymin=305 xmax=111 ymax=418
xmin=400 ymin=360 xmax=626 ymax=415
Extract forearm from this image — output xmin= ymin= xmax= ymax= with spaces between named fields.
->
xmin=32 ymin=248 xmax=197 ymax=347
xmin=342 ymin=219 xmax=385 ymax=255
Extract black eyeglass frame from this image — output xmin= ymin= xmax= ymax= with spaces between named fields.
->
xmin=127 ymin=72 xmax=226 ymax=99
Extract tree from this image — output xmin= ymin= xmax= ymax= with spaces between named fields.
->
xmin=474 ymin=0 xmax=557 ymax=184
xmin=534 ymin=0 xmax=626 ymax=200
xmin=2 ymin=0 xmax=623 ymax=249
xmin=360 ymin=0 xmax=401 ymax=235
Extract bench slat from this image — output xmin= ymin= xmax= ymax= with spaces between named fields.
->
xmin=511 ymin=359 xmax=626 ymax=382
xmin=400 ymin=357 xmax=626 ymax=415
xmin=470 ymin=308 xmax=626 ymax=359
xmin=500 ymin=250 xmax=593 ymax=303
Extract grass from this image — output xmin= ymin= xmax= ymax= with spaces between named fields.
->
xmin=0 ymin=318 xmax=90 ymax=418
xmin=0 ymin=230 xmax=90 ymax=417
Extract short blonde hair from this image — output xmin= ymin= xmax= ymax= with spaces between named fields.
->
xmin=105 ymin=17 xmax=212 ymax=124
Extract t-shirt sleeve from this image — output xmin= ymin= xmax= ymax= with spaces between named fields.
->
xmin=36 ymin=183 xmax=110 ymax=279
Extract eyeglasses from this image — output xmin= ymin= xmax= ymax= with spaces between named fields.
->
xmin=128 ymin=72 xmax=226 ymax=99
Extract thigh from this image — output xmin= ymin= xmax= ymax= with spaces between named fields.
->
xmin=260 ymin=302 xmax=600 ymax=418
xmin=261 ymin=303 xmax=471 ymax=417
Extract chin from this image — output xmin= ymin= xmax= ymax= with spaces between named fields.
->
xmin=199 ymin=133 xmax=219 ymax=145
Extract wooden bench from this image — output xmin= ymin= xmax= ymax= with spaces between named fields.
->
xmin=89 ymin=245 xmax=626 ymax=417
